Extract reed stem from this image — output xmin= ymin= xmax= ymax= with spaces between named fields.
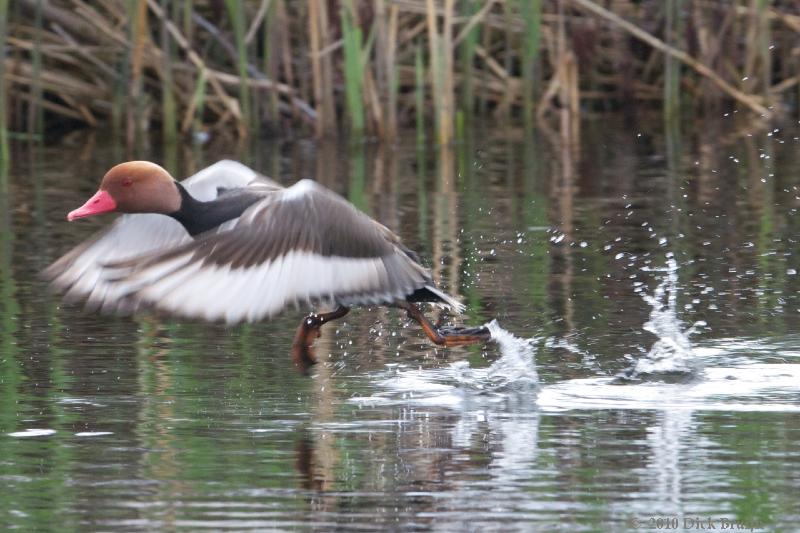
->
xmin=426 ymin=0 xmax=455 ymax=145
xmin=308 ymin=0 xmax=336 ymax=136
xmin=521 ymin=0 xmax=542 ymax=127
xmin=262 ymin=0 xmax=279 ymax=123
xmin=128 ymin=0 xmax=148 ymax=150
xmin=756 ymin=0 xmax=771 ymax=103
xmin=663 ymin=0 xmax=681 ymax=124
xmin=28 ymin=0 xmax=43 ymax=137
xmin=225 ymin=0 xmax=251 ymax=133
xmin=458 ymin=0 xmax=479 ymax=120
xmin=414 ymin=43 xmax=426 ymax=146
xmin=341 ymin=0 xmax=365 ymax=137
xmin=160 ymin=0 xmax=177 ymax=144
xmin=191 ymin=68 xmax=207 ymax=136
xmin=182 ymin=0 xmax=193 ymax=40
xmin=0 ymin=0 xmax=9 ymax=168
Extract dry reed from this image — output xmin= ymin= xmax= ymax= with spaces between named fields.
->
xmin=0 ymin=0 xmax=9 ymax=167
xmin=1 ymin=0 xmax=798 ymax=148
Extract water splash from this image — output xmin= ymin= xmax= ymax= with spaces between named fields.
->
xmin=351 ymin=321 xmax=538 ymax=409
xmin=483 ymin=320 xmax=538 ymax=387
xmin=537 ymin=364 xmax=800 ymax=412
xmin=431 ymin=320 xmax=538 ymax=396
xmin=626 ymin=255 xmax=705 ymax=381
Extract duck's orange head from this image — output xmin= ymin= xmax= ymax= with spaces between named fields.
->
xmin=68 ymin=161 xmax=181 ymax=221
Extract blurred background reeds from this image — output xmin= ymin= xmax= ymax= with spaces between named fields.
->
xmin=1 ymin=0 xmax=799 ymax=150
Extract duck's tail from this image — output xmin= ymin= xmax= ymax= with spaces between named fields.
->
xmin=407 ymin=285 xmax=465 ymax=314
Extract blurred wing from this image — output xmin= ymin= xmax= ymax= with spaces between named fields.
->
xmin=42 ymin=214 xmax=192 ymax=310
xmin=108 ymin=179 xmax=436 ymax=324
xmin=43 ymin=160 xmax=273 ymax=310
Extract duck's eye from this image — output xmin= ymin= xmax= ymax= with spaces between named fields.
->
xmin=122 ymin=177 xmax=133 ymax=187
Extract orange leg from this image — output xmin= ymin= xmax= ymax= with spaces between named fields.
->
xmin=397 ymin=301 xmax=491 ymax=347
xmin=291 ymin=306 xmax=350 ymax=375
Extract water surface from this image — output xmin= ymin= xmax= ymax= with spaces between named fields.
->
xmin=2 ymin=118 xmax=800 ymax=531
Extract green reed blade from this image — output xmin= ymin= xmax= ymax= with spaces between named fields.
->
xmin=0 ymin=0 xmax=9 ymax=167
xmin=521 ymin=0 xmax=542 ymax=127
xmin=192 ymin=67 xmax=207 ymax=135
xmin=161 ymin=0 xmax=178 ymax=144
xmin=225 ymin=0 xmax=251 ymax=131
xmin=415 ymin=43 xmax=426 ymax=145
xmin=29 ymin=0 xmax=43 ymax=137
xmin=262 ymin=0 xmax=278 ymax=122
xmin=341 ymin=0 xmax=365 ymax=136
xmin=459 ymin=0 xmax=480 ymax=119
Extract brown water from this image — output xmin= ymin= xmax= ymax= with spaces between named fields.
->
xmin=2 ymin=117 xmax=800 ymax=531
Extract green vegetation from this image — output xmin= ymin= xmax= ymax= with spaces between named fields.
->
xmin=0 ymin=0 xmax=9 ymax=166
xmin=340 ymin=0 xmax=367 ymax=136
xmin=1 ymin=0 xmax=799 ymax=149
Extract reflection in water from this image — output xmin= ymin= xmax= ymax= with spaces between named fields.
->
xmin=439 ymin=410 xmax=541 ymax=531
xmin=644 ymin=409 xmax=694 ymax=512
xmin=543 ymin=114 xmax=577 ymax=337
xmin=136 ymin=318 xmax=181 ymax=530
xmin=341 ymin=323 xmax=542 ymax=529
xmin=432 ymin=144 xmax=462 ymax=330
xmin=3 ymin=120 xmax=800 ymax=529
xmin=0 ymin=167 xmax=22 ymax=439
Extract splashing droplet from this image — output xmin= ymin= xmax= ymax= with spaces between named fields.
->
xmin=625 ymin=257 xmax=704 ymax=381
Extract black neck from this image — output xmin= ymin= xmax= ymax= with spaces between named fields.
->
xmin=169 ymin=183 xmax=261 ymax=236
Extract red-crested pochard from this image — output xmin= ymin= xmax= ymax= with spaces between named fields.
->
xmin=44 ymin=160 xmax=491 ymax=373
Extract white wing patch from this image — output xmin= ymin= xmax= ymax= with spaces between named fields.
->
xmin=181 ymin=160 xmax=261 ymax=201
xmin=116 ymin=250 xmax=424 ymax=324
xmin=47 ymin=214 xmax=192 ymax=306
xmin=280 ymin=179 xmax=317 ymax=201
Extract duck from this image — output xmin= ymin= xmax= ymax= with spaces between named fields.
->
xmin=44 ymin=160 xmax=491 ymax=373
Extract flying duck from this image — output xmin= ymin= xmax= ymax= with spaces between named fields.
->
xmin=44 ymin=160 xmax=491 ymax=373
